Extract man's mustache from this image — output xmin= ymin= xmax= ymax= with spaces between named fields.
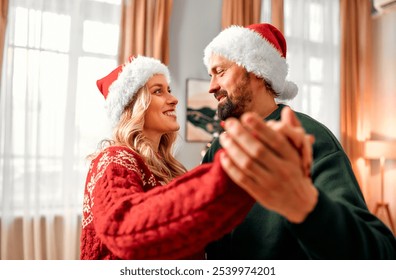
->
xmin=214 ymin=90 xmax=228 ymax=101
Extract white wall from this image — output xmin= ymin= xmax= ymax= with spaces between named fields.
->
xmin=169 ymin=0 xmax=222 ymax=170
xmin=369 ymin=10 xmax=396 ymax=230
xmin=372 ymin=12 xmax=396 ymax=140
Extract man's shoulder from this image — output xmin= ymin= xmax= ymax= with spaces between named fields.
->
xmin=294 ymin=111 xmax=336 ymax=141
xmin=275 ymin=104 xmax=344 ymax=157
xmin=292 ymin=110 xmax=345 ymax=159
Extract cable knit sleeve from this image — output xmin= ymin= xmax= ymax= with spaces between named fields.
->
xmin=82 ymin=146 xmax=254 ymax=259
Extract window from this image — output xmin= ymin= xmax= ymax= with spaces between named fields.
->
xmin=0 ymin=0 xmax=121 ymax=214
xmin=283 ymin=0 xmax=340 ymax=138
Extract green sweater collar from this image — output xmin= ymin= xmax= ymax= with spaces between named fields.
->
xmin=265 ymin=103 xmax=287 ymax=121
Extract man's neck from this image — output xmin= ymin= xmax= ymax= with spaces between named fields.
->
xmin=257 ymin=101 xmax=279 ymax=119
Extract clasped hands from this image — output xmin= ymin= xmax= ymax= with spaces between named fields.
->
xmin=219 ymin=107 xmax=318 ymax=224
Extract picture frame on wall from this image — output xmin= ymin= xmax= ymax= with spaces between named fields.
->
xmin=185 ymin=78 xmax=221 ymax=143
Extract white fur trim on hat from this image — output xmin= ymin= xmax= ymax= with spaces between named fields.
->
xmin=203 ymin=25 xmax=297 ymax=100
xmin=106 ymin=55 xmax=170 ymax=127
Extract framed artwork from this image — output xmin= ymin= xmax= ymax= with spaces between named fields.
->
xmin=185 ymin=78 xmax=221 ymax=142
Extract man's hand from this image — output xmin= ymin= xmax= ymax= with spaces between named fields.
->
xmin=219 ymin=107 xmax=318 ymax=223
xmin=266 ymin=107 xmax=315 ymax=177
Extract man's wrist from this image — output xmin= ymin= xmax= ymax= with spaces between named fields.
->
xmin=286 ymin=182 xmax=319 ymax=224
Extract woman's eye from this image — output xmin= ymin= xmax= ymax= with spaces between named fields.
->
xmin=153 ymin=88 xmax=162 ymax=95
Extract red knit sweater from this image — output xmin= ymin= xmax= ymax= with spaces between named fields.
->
xmin=80 ymin=146 xmax=254 ymax=260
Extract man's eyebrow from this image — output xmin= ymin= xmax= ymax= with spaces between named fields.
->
xmin=209 ymin=64 xmax=220 ymax=73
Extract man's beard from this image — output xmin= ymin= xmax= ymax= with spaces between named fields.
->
xmin=217 ymin=96 xmax=238 ymax=120
xmin=217 ymin=77 xmax=252 ymax=120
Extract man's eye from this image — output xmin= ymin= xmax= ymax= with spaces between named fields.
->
xmin=217 ymin=69 xmax=225 ymax=75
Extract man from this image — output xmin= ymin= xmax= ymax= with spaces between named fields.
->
xmin=202 ymin=23 xmax=396 ymax=259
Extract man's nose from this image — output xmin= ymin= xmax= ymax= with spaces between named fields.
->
xmin=208 ymin=77 xmax=220 ymax=94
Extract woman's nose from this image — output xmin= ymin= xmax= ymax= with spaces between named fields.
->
xmin=169 ymin=94 xmax=178 ymax=105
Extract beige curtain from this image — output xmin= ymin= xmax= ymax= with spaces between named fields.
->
xmin=0 ymin=216 xmax=81 ymax=259
xmin=340 ymin=0 xmax=373 ymax=185
xmin=0 ymin=0 xmax=8 ymax=79
xmin=271 ymin=0 xmax=284 ymax=33
xmin=221 ymin=0 xmax=261 ymax=29
xmin=119 ymin=0 xmax=173 ymax=65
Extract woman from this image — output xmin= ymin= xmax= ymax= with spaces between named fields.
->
xmin=79 ymin=55 xmax=255 ymax=260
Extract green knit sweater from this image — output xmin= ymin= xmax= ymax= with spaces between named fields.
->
xmin=202 ymin=104 xmax=396 ymax=259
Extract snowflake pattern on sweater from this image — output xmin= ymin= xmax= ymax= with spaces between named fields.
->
xmin=82 ymin=149 xmax=156 ymax=229
xmin=80 ymin=146 xmax=254 ymax=260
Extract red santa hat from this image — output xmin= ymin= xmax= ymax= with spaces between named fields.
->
xmin=96 ymin=55 xmax=170 ymax=127
xmin=203 ymin=23 xmax=297 ymax=100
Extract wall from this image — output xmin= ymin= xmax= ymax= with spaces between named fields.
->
xmin=169 ymin=0 xmax=222 ymax=170
xmin=369 ymin=10 xmax=396 ymax=232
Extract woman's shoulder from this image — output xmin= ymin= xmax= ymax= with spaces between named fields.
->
xmin=92 ymin=145 xmax=146 ymax=168
xmin=103 ymin=145 xmax=139 ymax=156
xmin=94 ymin=145 xmax=133 ymax=156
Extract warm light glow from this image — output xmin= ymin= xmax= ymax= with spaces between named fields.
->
xmin=364 ymin=140 xmax=396 ymax=159
xmin=363 ymin=140 xmax=396 ymax=234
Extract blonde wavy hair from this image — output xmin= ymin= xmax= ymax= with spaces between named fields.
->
xmin=94 ymin=84 xmax=187 ymax=184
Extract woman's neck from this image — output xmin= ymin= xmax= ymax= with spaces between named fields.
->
xmin=143 ymin=132 xmax=161 ymax=153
